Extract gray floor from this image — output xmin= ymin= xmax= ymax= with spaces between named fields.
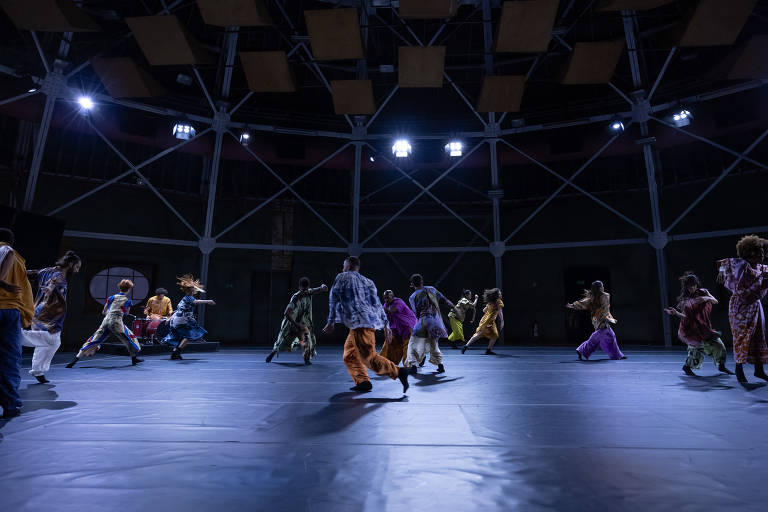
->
xmin=1 ymin=346 xmax=767 ymax=512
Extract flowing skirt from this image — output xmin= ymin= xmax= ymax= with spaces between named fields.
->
xmin=576 ymin=327 xmax=624 ymax=360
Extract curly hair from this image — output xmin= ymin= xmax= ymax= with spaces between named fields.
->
xmin=736 ymin=235 xmax=765 ymax=261
xmin=118 ymin=279 xmax=133 ymax=292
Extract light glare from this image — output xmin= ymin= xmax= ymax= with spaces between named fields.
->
xmin=392 ymin=139 xmax=412 ymax=158
xmin=77 ymin=96 xmax=94 ymax=110
xmin=445 ymin=141 xmax=463 ymax=157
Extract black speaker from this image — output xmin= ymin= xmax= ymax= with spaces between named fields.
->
xmin=0 ymin=206 xmax=66 ymax=269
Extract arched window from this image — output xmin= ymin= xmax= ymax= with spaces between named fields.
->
xmin=89 ymin=267 xmax=150 ymax=306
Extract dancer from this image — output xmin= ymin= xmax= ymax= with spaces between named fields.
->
xmin=22 ymin=251 xmax=81 ymax=383
xmin=447 ymin=289 xmax=477 ymax=349
xmin=322 ymin=256 xmax=409 ymax=393
xmin=462 ymin=288 xmax=505 ymax=355
xmin=404 ymin=274 xmax=453 ymax=373
xmin=664 ymin=272 xmax=733 ymax=377
xmin=717 ymin=235 xmax=768 ymax=383
xmin=144 ymin=287 xmax=173 ymax=319
xmin=162 ymin=274 xmax=215 ymax=360
xmin=379 ymin=289 xmax=417 ymax=365
xmin=0 ymin=228 xmax=34 ymax=419
xmin=566 ymin=281 xmax=625 ymax=361
xmin=66 ymin=279 xmax=142 ymax=368
xmin=266 ymin=277 xmax=328 ymax=365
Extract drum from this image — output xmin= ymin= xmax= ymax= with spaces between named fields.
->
xmin=152 ymin=319 xmax=171 ymax=343
xmin=132 ymin=318 xmax=150 ymax=339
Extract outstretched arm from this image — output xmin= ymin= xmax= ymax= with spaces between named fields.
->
xmin=309 ymin=284 xmax=329 ymax=295
xmin=193 ymin=299 xmax=216 ymax=306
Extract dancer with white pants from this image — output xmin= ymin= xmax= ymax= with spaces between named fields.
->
xmin=404 ymin=274 xmax=454 ymax=374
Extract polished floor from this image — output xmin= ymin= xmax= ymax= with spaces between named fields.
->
xmin=2 ymin=346 xmax=768 ymax=512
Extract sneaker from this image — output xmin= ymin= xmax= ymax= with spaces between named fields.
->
xmin=398 ymin=367 xmax=410 ymax=393
xmin=350 ymin=381 xmax=373 ymax=392
xmin=1 ymin=408 xmax=21 ymax=420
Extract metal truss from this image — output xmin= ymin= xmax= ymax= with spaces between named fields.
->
xmin=3 ymin=3 xmax=767 ymax=346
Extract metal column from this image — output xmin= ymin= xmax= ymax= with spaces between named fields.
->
xmin=624 ymin=10 xmax=672 ymax=347
xmin=23 ymin=92 xmax=56 ymax=210
xmin=489 ymin=139 xmax=503 ymax=290
xmin=351 ymin=142 xmax=362 ymax=253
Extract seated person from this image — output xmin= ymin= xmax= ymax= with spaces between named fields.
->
xmin=144 ymin=287 xmax=173 ymax=319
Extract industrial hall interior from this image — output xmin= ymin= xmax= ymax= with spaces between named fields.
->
xmin=0 ymin=0 xmax=767 ymax=511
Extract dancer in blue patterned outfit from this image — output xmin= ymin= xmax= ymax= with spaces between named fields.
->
xmin=162 ymin=274 xmax=215 ymax=360
xmin=67 ymin=279 xmax=142 ymax=367
xmin=404 ymin=274 xmax=454 ymax=374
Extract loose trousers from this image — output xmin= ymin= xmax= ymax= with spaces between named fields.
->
xmin=405 ymin=336 xmax=444 ymax=367
xmin=21 ymin=330 xmax=61 ymax=376
xmin=447 ymin=317 xmax=465 ymax=342
xmin=0 ymin=308 xmax=22 ymax=412
xmin=379 ymin=329 xmax=410 ymax=365
xmin=343 ymin=328 xmax=399 ymax=385
xmin=685 ymin=337 xmax=727 ymax=369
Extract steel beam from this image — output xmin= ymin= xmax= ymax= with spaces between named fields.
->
xmin=665 ymin=127 xmax=768 ymax=233
xmin=228 ymin=130 xmax=349 ymax=245
xmin=0 ymin=89 xmax=40 ymax=107
xmin=488 ymin=137 xmax=503 ymax=290
xmin=23 ymin=93 xmax=56 ymax=210
xmin=500 ymin=134 xmax=649 ymax=242
xmin=647 ymin=47 xmax=677 ymax=102
xmin=64 ymin=230 xmax=198 ymax=246
xmin=216 ymin=143 xmax=352 ymax=240
xmin=49 ymin=126 xmax=214 ymax=215
xmin=361 ymin=140 xmax=485 ymax=245
xmin=352 ymin=142 xmax=362 ymax=247
xmin=365 ymin=147 xmax=490 ymax=242
xmin=669 ymin=226 xmax=768 ymax=242
xmin=29 ymin=31 xmax=51 ymax=74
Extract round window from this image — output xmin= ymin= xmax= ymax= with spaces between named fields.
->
xmin=89 ymin=267 xmax=150 ymax=305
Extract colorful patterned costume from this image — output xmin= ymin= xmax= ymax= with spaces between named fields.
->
xmin=162 ymin=295 xmax=207 ymax=347
xmin=571 ymin=293 xmax=624 ymax=360
xmin=380 ymin=297 xmax=417 ymax=364
xmin=22 ymin=267 xmax=69 ymax=376
xmin=675 ymin=289 xmax=727 ymax=369
xmin=404 ymin=286 xmax=453 ymax=368
xmin=328 ymin=271 xmax=400 ymax=386
xmin=78 ymin=293 xmax=140 ymax=357
xmin=272 ymin=288 xmax=324 ymax=360
xmin=718 ymin=258 xmax=768 ymax=364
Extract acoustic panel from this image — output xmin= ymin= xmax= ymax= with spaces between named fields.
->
xmin=596 ymin=0 xmax=675 ymax=11
xmin=476 ymin=75 xmax=526 ymax=112
xmin=91 ymin=57 xmax=165 ymax=98
xmin=398 ymin=46 xmax=446 ymax=88
xmin=727 ymin=35 xmax=768 ymax=80
xmin=197 ymin=0 xmax=272 ymax=27
xmin=678 ymin=0 xmax=756 ymax=47
xmin=0 ymin=0 xmax=99 ymax=31
xmin=304 ymin=9 xmax=364 ymax=61
xmin=561 ymin=41 xmax=624 ymax=84
xmin=240 ymin=51 xmax=295 ymax=92
xmin=330 ymin=80 xmax=376 ymax=115
xmin=495 ymin=0 xmax=558 ymax=53
xmin=398 ymin=0 xmax=458 ymax=19
xmin=126 ymin=15 xmax=212 ymax=66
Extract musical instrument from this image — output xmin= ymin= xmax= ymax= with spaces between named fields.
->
xmin=132 ymin=318 xmax=151 ymax=341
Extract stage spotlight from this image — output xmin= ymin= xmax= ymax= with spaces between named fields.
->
xmin=392 ymin=139 xmax=411 ymax=158
xmin=671 ymin=109 xmax=692 ymax=127
xmin=77 ymin=96 xmax=94 ymax=111
xmin=239 ymin=131 xmax=251 ymax=145
xmin=369 ymin=156 xmax=375 ymax=162
xmin=444 ymin=141 xmax=463 ymax=157
xmin=27 ymin=88 xmax=37 ymax=93
xmin=609 ymin=119 xmax=624 ymax=132
xmin=172 ymin=122 xmax=196 ymax=140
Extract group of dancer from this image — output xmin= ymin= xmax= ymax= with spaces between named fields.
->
xmin=1 ymin=226 xmax=767 ymax=417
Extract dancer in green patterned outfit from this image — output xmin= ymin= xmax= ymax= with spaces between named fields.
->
xmin=266 ymin=277 xmax=327 ymax=365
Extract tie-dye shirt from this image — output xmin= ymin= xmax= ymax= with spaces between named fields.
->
xmin=409 ymin=286 xmax=453 ymax=339
xmin=327 ymin=271 xmax=389 ymax=330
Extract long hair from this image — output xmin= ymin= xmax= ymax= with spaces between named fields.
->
xmin=582 ymin=281 xmax=605 ymax=312
xmin=55 ymin=250 xmax=81 ymax=278
xmin=676 ymin=271 xmax=701 ymax=306
xmin=483 ymin=288 xmax=501 ymax=305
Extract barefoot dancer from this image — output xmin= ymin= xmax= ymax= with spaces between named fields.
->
xmin=379 ymin=290 xmax=417 ymax=365
xmin=462 ymin=288 xmax=504 ymax=355
xmin=67 ymin=279 xmax=142 ymax=367
xmin=447 ymin=289 xmax=477 ymax=349
xmin=22 ymin=251 xmax=81 ymax=383
xmin=664 ymin=272 xmax=733 ymax=377
xmin=566 ymin=281 xmax=625 ymax=361
xmin=266 ymin=277 xmax=327 ymax=365
xmin=162 ymin=275 xmax=215 ymax=360
xmin=322 ymin=256 xmax=409 ymax=393
xmin=717 ymin=235 xmax=768 ymax=383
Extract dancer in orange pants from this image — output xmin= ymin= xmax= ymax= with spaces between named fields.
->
xmin=323 ymin=256 xmax=409 ymax=393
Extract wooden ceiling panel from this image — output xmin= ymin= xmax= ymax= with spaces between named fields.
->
xmin=305 ymin=9 xmax=364 ymax=60
xmin=495 ymin=0 xmax=558 ymax=53
xmin=330 ymin=80 xmax=376 ymax=115
xmin=477 ymin=75 xmax=526 ymax=112
xmin=398 ymin=46 xmax=446 ymax=88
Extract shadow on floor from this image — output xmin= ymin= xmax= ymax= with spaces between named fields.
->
xmin=558 ymin=359 xmax=610 ymax=364
xmin=292 ymin=392 xmax=408 ymax=438
xmin=272 ymin=362 xmax=309 ymax=368
xmin=676 ymin=374 xmax=737 ymax=391
xmin=412 ymin=373 xmax=465 ymax=387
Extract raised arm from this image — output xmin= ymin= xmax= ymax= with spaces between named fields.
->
xmin=309 ymin=284 xmax=328 ymax=295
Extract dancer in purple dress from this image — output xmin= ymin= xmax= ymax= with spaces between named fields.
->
xmin=566 ymin=280 xmax=626 ymax=361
